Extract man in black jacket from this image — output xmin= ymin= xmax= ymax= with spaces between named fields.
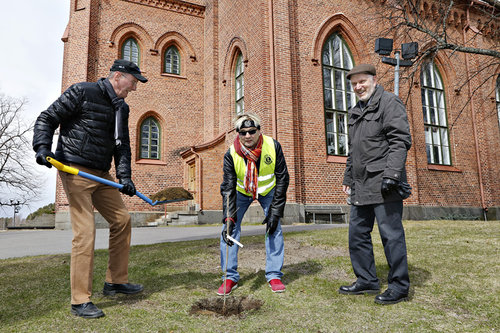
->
xmin=219 ymin=112 xmax=289 ymax=295
xmin=33 ymin=59 xmax=147 ymax=318
xmin=339 ymin=64 xmax=412 ymax=305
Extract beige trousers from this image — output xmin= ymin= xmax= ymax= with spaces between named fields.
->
xmin=59 ymin=164 xmax=131 ymax=305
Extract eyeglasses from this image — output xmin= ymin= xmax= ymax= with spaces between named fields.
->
xmin=121 ymin=73 xmax=138 ymax=85
xmin=238 ymin=129 xmax=258 ymax=136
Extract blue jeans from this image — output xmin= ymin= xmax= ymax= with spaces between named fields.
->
xmin=220 ymin=188 xmax=284 ymax=283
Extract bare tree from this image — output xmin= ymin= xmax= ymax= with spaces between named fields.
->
xmin=0 ymin=92 xmax=43 ymax=209
xmin=376 ymin=0 xmax=499 ymax=59
xmin=369 ymin=0 xmax=500 ymax=124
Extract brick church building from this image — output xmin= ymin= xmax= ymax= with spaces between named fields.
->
xmin=53 ymin=0 xmax=500 ymax=228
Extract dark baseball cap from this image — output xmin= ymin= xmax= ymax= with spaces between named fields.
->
xmin=346 ymin=64 xmax=377 ymax=80
xmin=110 ymin=59 xmax=148 ymax=83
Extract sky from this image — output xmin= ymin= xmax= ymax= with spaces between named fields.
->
xmin=0 ymin=1 xmax=70 ymax=218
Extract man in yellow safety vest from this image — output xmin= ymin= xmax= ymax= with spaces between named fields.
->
xmin=218 ymin=112 xmax=289 ymax=295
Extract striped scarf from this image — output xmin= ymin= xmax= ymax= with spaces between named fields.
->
xmin=234 ymin=135 xmax=263 ymax=199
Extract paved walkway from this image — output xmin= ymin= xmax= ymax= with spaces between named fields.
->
xmin=0 ymin=223 xmax=346 ymax=259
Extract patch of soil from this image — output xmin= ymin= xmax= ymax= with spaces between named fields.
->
xmin=149 ymin=187 xmax=193 ymax=202
xmin=190 ymin=296 xmax=263 ymax=317
xmin=187 ymin=237 xmax=350 ymax=280
xmin=238 ymin=238 xmax=349 ymax=271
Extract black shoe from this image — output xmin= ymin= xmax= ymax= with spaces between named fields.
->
xmin=71 ymin=302 xmax=105 ymax=318
xmin=103 ymin=282 xmax=144 ymax=296
xmin=339 ymin=282 xmax=380 ymax=295
xmin=374 ymin=289 xmax=409 ymax=305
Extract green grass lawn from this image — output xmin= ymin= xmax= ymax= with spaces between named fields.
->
xmin=0 ymin=220 xmax=498 ymax=332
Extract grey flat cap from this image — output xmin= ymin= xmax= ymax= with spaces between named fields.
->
xmin=346 ymin=64 xmax=376 ymax=80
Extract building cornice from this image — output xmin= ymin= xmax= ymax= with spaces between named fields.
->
xmin=121 ymin=0 xmax=205 ymax=18
xmin=180 ymin=130 xmax=234 ymax=158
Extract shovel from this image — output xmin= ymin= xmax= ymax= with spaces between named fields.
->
xmin=46 ymin=157 xmax=193 ymax=206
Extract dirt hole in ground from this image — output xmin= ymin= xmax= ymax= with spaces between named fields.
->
xmin=190 ymin=296 xmax=263 ymax=317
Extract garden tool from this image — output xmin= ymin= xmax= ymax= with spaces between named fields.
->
xmin=223 ymin=194 xmax=230 ymax=314
xmin=221 ymin=194 xmax=243 ymax=313
xmin=227 ymin=235 xmax=243 ymax=248
xmin=46 ymin=157 xmax=193 ymax=206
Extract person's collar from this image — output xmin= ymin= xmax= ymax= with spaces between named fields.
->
xmin=102 ymin=78 xmax=119 ymax=100
xmin=358 ymin=95 xmax=372 ymax=110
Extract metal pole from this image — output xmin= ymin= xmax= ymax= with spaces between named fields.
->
xmin=394 ymin=50 xmax=400 ymax=96
xmin=223 ymin=195 xmax=230 ymax=315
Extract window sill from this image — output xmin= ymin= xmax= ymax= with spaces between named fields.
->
xmin=327 ymin=155 xmax=347 ymax=164
xmin=136 ymin=159 xmax=168 ymax=166
xmin=427 ymin=164 xmax=461 ymax=172
xmin=161 ymin=73 xmax=187 ymax=80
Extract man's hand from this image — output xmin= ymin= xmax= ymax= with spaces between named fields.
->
xmin=119 ymin=178 xmax=136 ymax=196
xmin=381 ymin=178 xmax=398 ymax=197
xmin=35 ymin=147 xmax=55 ymax=168
xmin=343 ymin=185 xmax=352 ymax=204
xmin=262 ymin=214 xmax=280 ymax=235
xmin=221 ymin=217 xmax=235 ymax=246
xmin=342 ymin=185 xmax=351 ymax=195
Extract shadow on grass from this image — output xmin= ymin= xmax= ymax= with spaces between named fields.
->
xmin=375 ymin=262 xmax=431 ymax=298
xmin=239 ymin=260 xmax=324 ymax=292
xmin=140 ymin=271 xmax=222 ymax=294
xmin=0 ymin=247 xmax=222 ymax=325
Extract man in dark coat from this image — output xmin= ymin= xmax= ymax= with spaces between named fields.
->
xmin=33 ymin=59 xmax=147 ymax=318
xmin=219 ymin=112 xmax=289 ymax=295
xmin=339 ymin=64 xmax=412 ymax=305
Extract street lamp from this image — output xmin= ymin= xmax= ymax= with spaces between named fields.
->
xmin=9 ymin=199 xmax=21 ymax=228
xmin=375 ymin=38 xmax=418 ymax=96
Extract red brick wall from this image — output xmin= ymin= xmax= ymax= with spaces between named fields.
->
xmin=56 ymin=0 xmax=499 ymax=219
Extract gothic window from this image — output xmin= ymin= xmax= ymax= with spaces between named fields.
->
xmin=140 ymin=117 xmax=160 ymax=160
xmin=322 ymin=33 xmax=355 ymax=156
xmin=421 ymin=61 xmax=451 ymax=165
xmin=121 ymin=37 xmax=139 ymax=65
xmin=235 ymin=52 xmax=244 ymax=114
xmin=164 ymin=45 xmax=180 ymax=75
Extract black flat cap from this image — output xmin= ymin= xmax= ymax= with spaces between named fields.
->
xmin=110 ymin=59 xmax=148 ymax=83
xmin=346 ymin=64 xmax=376 ymax=80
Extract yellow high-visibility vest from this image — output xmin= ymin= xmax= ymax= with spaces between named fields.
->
xmin=230 ymin=135 xmax=276 ymax=197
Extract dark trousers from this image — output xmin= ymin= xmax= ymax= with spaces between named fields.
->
xmin=349 ymin=201 xmax=409 ymax=293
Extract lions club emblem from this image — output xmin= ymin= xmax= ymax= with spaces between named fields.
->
xmin=264 ymin=154 xmax=272 ymax=165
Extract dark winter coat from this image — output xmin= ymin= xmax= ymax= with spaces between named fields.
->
xmin=221 ymin=137 xmax=289 ymax=220
xmin=32 ymin=78 xmax=132 ymax=180
xmin=342 ymin=84 xmax=412 ymax=206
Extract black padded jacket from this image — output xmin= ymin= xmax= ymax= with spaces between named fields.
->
xmin=32 ymin=78 xmax=132 ymax=180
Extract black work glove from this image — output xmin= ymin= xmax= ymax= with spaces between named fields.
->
xmin=35 ymin=147 xmax=55 ymax=168
xmin=381 ymin=178 xmax=399 ymax=197
xmin=119 ymin=178 xmax=136 ymax=196
xmin=262 ymin=214 xmax=280 ymax=235
xmin=221 ymin=217 xmax=235 ymax=246
xmin=398 ymin=181 xmax=412 ymax=199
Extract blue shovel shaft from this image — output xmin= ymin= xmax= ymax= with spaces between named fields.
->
xmin=77 ymin=170 xmax=154 ymax=205
xmin=46 ymin=156 xmax=186 ymax=206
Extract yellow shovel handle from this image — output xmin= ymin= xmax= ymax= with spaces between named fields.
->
xmin=46 ymin=157 xmax=79 ymax=175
